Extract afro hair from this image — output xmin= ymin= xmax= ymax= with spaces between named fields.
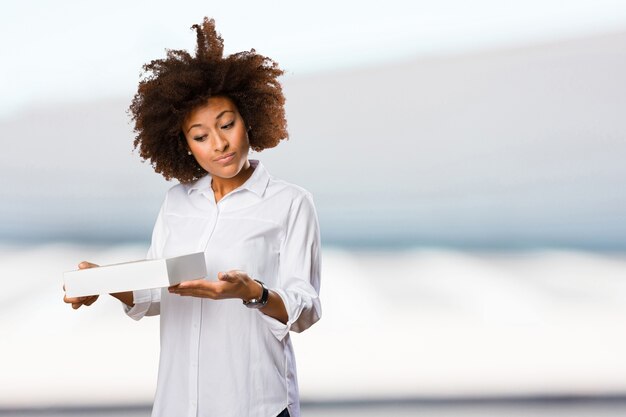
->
xmin=129 ymin=17 xmax=288 ymax=183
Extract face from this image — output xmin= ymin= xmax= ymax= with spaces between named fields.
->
xmin=182 ymin=96 xmax=250 ymax=181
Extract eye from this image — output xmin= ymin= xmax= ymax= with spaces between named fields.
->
xmin=193 ymin=135 xmax=207 ymax=142
xmin=221 ymin=121 xmax=235 ymax=130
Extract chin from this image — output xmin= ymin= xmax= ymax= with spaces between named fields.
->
xmin=210 ymin=163 xmax=243 ymax=178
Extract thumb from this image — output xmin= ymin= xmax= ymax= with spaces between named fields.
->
xmin=218 ymin=272 xmax=236 ymax=282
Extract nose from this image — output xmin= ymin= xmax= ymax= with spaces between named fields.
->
xmin=213 ymin=131 xmax=229 ymax=152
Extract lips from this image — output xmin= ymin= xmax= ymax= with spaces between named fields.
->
xmin=214 ymin=152 xmax=236 ymax=164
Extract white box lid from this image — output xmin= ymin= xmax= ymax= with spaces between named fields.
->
xmin=63 ymin=252 xmax=207 ymax=298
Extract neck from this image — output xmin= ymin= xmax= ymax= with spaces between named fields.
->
xmin=211 ymin=160 xmax=253 ymax=197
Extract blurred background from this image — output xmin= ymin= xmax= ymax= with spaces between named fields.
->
xmin=1 ymin=0 xmax=626 ymax=416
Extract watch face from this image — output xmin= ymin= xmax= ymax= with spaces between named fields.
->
xmin=244 ymin=280 xmax=268 ymax=309
xmin=245 ymin=302 xmax=264 ymax=309
xmin=244 ymin=299 xmax=264 ymax=309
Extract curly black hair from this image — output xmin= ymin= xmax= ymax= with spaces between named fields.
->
xmin=129 ymin=17 xmax=288 ymax=183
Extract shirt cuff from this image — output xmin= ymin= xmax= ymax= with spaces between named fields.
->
xmin=257 ymin=287 xmax=322 ymax=341
xmin=123 ymin=288 xmax=155 ymax=321
xmin=257 ymin=289 xmax=291 ymax=341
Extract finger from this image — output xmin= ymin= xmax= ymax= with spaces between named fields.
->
xmin=72 ymin=302 xmax=82 ymax=309
xmin=170 ymin=287 xmax=216 ymax=298
xmin=169 ymin=286 xmax=200 ymax=294
xmin=170 ymin=289 xmax=202 ymax=297
xmin=84 ymin=296 xmax=98 ymax=306
xmin=177 ymin=279 xmax=207 ymax=289
xmin=64 ymin=295 xmax=86 ymax=304
xmin=78 ymin=261 xmax=99 ymax=270
xmin=218 ymin=272 xmax=236 ymax=282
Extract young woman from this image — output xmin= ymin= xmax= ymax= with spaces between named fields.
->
xmin=63 ymin=18 xmax=321 ymax=417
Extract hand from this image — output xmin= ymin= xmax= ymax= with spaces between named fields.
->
xmin=63 ymin=261 xmax=100 ymax=309
xmin=168 ymin=270 xmax=262 ymax=301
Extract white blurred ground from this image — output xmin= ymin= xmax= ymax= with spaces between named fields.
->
xmin=0 ymin=244 xmax=625 ymax=407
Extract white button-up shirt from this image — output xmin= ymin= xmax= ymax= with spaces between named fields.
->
xmin=124 ymin=160 xmax=321 ymax=417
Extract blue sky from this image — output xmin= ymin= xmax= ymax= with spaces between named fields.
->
xmin=2 ymin=0 xmax=626 ymax=117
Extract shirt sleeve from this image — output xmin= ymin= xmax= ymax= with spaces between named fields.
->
xmin=123 ymin=194 xmax=169 ymax=320
xmin=258 ymin=192 xmax=322 ymax=340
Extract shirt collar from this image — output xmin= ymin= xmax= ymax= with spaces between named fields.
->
xmin=186 ymin=159 xmax=270 ymax=198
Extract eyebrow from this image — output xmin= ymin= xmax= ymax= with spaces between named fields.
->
xmin=186 ymin=110 xmax=235 ymax=133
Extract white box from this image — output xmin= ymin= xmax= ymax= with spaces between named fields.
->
xmin=63 ymin=252 xmax=207 ymax=298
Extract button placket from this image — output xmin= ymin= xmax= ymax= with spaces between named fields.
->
xmin=190 ymin=195 xmax=223 ymax=416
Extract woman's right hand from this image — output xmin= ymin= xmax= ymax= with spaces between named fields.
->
xmin=63 ymin=261 xmax=100 ymax=309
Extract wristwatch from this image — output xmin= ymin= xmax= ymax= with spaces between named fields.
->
xmin=243 ymin=279 xmax=269 ymax=309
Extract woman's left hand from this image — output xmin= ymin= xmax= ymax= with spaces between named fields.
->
xmin=168 ymin=270 xmax=261 ymax=301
